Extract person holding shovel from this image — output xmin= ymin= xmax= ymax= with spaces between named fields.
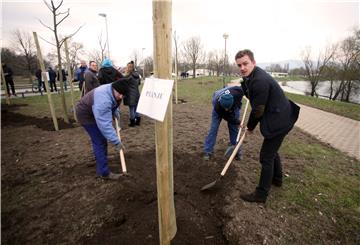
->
xmin=235 ymin=49 xmax=300 ymax=203
xmin=203 ymin=86 xmax=244 ymax=161
xmin=76 ymin=80 xmax=129 ymax=180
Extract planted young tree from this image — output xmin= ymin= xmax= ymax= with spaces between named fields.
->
xmin=39 ymin=0 xmax=83 ymax=123
xmin=302 ymin=45 xmax=336 ymax=97
xmin=182 ymin=36 xmax=203 ymax=78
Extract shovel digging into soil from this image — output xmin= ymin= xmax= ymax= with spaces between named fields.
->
xmin=201 ymin=131 xmax=247 ymax=191
xmin=224 ymin=98 xmax=249 ymax=158
xmin=115 ymin=118 xmax=127 ymax=174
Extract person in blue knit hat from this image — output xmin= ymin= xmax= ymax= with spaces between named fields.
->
xmin=203 ymin=86 xmax=244 ymax=160
xmin=98 ymin=58 xmax=123 ymax=85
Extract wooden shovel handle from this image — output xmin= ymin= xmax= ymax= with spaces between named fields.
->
xmin=115 ymin=118 xmax=127 ymax=173
xmin=236 ymin=98 xmax=249 ymax=143
xmin=221 ymin=131 xmax=246 ymax=176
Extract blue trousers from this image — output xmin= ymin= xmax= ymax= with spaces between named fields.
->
xmin=204 ymin=108 xmax=240 ymax=154
xmin=83 ymin=124 xmax=110 ymax=177
xmin=129 ymin=105 xmax=140 ymax=120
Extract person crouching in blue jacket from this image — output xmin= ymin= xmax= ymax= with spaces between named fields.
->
xmin=203 ymin=86 xmax=244 ymax=160
xmin=76 ymin=80 xmax=128 ymax=180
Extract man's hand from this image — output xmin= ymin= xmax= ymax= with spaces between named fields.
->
xmin=115 ymin=142 xmax=125 ymax=152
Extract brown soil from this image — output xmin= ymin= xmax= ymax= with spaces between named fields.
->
xmin=1 ymin=102 xmax=357 ymax=244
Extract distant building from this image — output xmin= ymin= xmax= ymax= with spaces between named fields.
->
xmin=268 ymin=72 xmax=288 ymax=78
xmin=186 ymin=68 xmax=211 ymax=77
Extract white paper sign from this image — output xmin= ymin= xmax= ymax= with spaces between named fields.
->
xmin=136 ymin=78 xmax=174 ymax=122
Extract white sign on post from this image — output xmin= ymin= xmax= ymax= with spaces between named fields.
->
xmin=136 ymin=78 xmax=174 ymax=122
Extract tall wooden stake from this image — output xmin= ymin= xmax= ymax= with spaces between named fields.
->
xmin=64 ymin=39 xmax=77 ymax=122
xmin=0 ymin=65 xmax=11 ymax=105
xmin=153 ymin=1 xmax=177 ymax=244
xmin=33 ymin=32 xmax=59 ymax=131
xmin=174 ymin=31 xmax=178 ymax=104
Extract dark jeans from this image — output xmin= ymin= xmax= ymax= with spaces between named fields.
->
xmin=49 ymin=80 xmax=57 ymax=92
xmin=129 ymin=104 xmax=139 ymax=120
xmin=5 ymin=80 xmax=16 ymax=96
xmin=83 ymin=124 xmax=110 ymax=177
xmin=204 ymin=107 xmax=240 ymax=154
xmin=256 ymin=133 xmax=286 ymax=197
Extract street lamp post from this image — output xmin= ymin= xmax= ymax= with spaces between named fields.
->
xmin=99 ymin=13 xmax=110 ymax=59
xmin=223 ymin=33 xmax=229 ymax=88
xmin=142 ymin=47 xmax=146 ymax=80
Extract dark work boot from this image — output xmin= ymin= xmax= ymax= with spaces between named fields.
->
xmin=128 ymin=119 xmax=136 ymax=127
xmin=135 ymin=116 xmax=141 ymax=126
xmin=240 ymin=191 xmax=267 ymax=203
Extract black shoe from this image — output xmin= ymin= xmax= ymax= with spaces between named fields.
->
xmin=128 ymin=119 xmax=136 ymax=127
xmin=272 ymin=179 xmax=283 ymax=187
xmin=240 ymin=191 xmax=267 ymax=203
xmin=135 ymin=117 xmax=141 ymax=126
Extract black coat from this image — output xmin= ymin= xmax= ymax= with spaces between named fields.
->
xmin=242 ymin=66 xmax=300 ymax=139
xmin=98 ymin=67 xmax=123 ymax=85
xmin=122 ymin=71 xmax=141 ymax=106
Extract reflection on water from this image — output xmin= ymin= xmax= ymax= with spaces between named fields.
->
xmin=280 ymin=81 xmax=360 ymax=104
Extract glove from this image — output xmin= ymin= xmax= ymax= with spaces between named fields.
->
xmin=115 ymin=142 xmax=125 ymax=152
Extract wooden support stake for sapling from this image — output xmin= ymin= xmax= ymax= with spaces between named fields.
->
xmin=33 ymin=32 xmax=59 ymax=131
xmin=64 ymin=39 xmax=77 ymax=122
xmin=153 ymin=0 xmax=177 ymax=244
xmin=0 ymin=65 xmax=11 ymax=105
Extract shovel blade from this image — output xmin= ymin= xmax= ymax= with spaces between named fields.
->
xmin=200 ymin=177 xmax=221 ymax=191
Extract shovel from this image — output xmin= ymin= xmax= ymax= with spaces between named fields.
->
xmin=224 ymin=98 xmax=249 ymax=158
xmin=115 ymin=117 xmax=127 ymax=173
xmin=201 ymin=130 xmax=247 ymax=191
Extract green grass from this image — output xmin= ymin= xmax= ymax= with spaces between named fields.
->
xmin=286 ymin=92 xmax=360 ymax=121
xmin=2 ymin=90 xmax=81 ymax=119
xmin=271 ymin=138 xmax=360 ymax=242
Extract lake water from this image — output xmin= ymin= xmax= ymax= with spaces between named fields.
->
xmin=281 ymin=81 xmax=360 ymax=104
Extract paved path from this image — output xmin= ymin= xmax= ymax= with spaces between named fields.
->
xmin=228 ymin=79 xmax=360 ymax=160
xmin=295 ymin=104 xmax=360 ymax=160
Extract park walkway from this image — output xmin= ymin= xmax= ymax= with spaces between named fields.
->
xmin=295 ymin=104 xmax=360 ymax=160
xmin=228 ymin=79 xmax=360 ymax=160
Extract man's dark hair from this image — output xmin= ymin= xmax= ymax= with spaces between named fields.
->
xmin=89 ymin=60 xmax=96 ymax=66
xmin=235 ymin=49 xmax=255 ymax=62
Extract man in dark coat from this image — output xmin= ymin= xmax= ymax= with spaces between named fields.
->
xmin=48 ymin=67 xmax=57 ymax=92
xmin=2 ymin=63 xmax=16 ymax=96
xmin=83 ymin=61 xmax=100 ymax=95
xmin=98 ymin=58 xmax=123 ymax=85
xmin=122 ymin=61 xmax=141 ymax=127
xmin=235 ymin=49 xmax=300 ymax=203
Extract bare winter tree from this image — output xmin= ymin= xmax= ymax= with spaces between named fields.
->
xmin=182 ymin=36 xmax=203 ymax=78
xmin=39 ymin=0 xmax=83 ymax=123
xmin=130 ymin=49 xmax=140 ymax=68
xmin=97 ymin=32 xmax=107 ymax=63
xmin=301 ymin=45 xmax=336 ymax=97
xmin=12 ymin=29 xmax=37 ymax=84
xmin=207 ymin=50 xmax=222 ymax=76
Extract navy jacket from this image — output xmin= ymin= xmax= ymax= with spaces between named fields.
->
xmin=212 ymin=86 xmax=243 ymax=124
xmin=242 ymin=66 xmax=300 ymax=139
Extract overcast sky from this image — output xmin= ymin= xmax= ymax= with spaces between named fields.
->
xmin=1 ymin=0 xmax=359 ymax=67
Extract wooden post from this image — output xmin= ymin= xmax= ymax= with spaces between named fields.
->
xmin=153 ymin=1 xmax=177 ymax=244
xmin=0 ymin=65 xmax=11 ymax=105
xmin=64 ymin=39 xmax=77 ymax=122
xmin=174 ymin=31 xmax=178 ymax=104
xmin=33 ymin=32 xmax=59 ymax=131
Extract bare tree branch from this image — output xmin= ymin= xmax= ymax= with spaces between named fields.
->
xmin=38 ymin=18 xmax=54 ymax=32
